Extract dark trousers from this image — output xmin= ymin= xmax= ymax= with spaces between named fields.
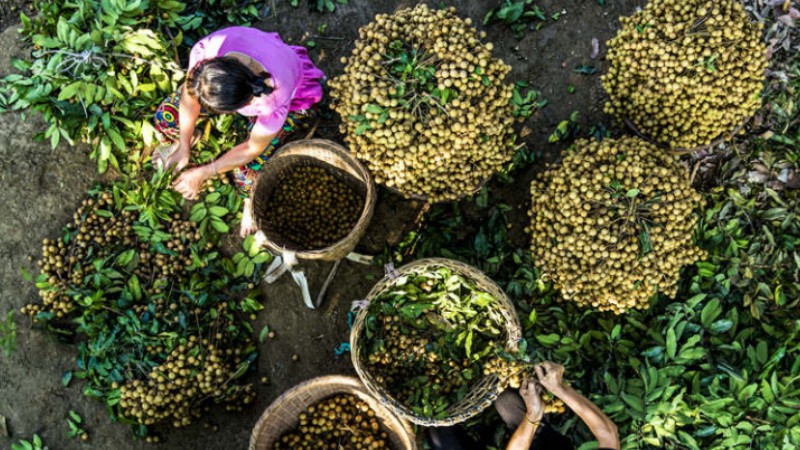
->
xmin=428 ymin=390 xmax=574 ymax=450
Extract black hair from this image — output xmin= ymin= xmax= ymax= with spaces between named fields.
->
xmin=186 ymin=56 xmax=273 ymax=113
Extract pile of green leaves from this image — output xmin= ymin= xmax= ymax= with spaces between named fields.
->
xmin=359 ymin=266 xmax=509 ymax=419
xmin=696 ymin=155 xmax=799 ymax=317
xmin=484 ymin=0 xmax=547 ymax=39
xmin=22 ymin=174 xmax=272 ymax=437
xmin=510 ymin=81 xmax=546 ymax=121
xmin=0 ymin=0 xmax=260 ymax=175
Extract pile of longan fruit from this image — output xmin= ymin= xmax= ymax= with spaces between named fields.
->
xmin=261 ymin=165 xmax=363 ymax=249
xmin=119 ymin=337 xmax=255 ymax=428
xmin=274 ymin=394 xmax=393 ymax=450
xmin=22 ymin=192 xmax=200 ymax=319
xmin=330 ymin=4 xmax=516 ymax=202
xmin=528 ymin=137 xmax=706 ymax=313
xmin=484 ymin=358 xmax=566 ymax=414
xmin=602 ymin=0 xmax=767 ymax=149
xmin=23 ymin=188 xmax=257 ymax=432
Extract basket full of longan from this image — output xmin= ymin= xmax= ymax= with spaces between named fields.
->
xmin=252 ymin=139 xmax=376 ymax=260
xmin=351 ymin=258 xmax=523 ymax=426
xmin=329 ymin=4 xmax=517 ymax=203
xmin=249 ymin=375 xmax=416 ymax=450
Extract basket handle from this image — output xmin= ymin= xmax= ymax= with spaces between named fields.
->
xmin=263 ymin=251 xmax=315 ymax=309
xmin=262 ymin=249 xmax=343 ymax=309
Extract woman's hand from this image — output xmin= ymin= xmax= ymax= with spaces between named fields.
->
xmin=164 ymin=142 xmax=191 ymax=172
xmin=535 ymin=361 xmax=566 ymax=394
xmin=519 ymin=378 xmax=545 ymax=422
xmin=173 ymin=166 xmax=211 ymax=200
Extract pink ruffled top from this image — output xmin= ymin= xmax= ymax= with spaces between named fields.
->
xmin=188 ymin=27 xmax=325 ymax=135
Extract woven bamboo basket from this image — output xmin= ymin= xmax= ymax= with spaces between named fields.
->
xmin=249 ymin=375 xmax=417 ymax=450
xmin=252 ymin=139 xmax=377 ymax=261
xmin=350 ymin=258 xmax=523 ymax=427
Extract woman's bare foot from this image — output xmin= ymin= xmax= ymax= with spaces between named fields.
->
xmin=240 ymin=198 xmax=257 ymax=237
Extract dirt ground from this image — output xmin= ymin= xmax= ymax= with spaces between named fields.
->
xmin=0 ymin=0 xmax=29 ymax=31
xmin=0 ymin=0 xmax=641 ymax=448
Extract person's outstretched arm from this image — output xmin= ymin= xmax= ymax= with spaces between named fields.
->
xmin=536 ymin=362 xmax=620 ymax=450
xmin=164 ymin=85 xmax=203 ymax=171
xmin=506 ymin=379 xmax=545 ymax=450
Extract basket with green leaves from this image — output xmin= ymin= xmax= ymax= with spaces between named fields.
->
xmin=350 ymin=258 xmax=522 ymax=426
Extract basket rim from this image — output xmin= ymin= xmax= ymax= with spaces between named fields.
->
xmin=349 ymin=257 xmax=522 ymax=426
xmin=252 ymin=138 xmax=377 ymax=260
xmin=248 ymin=375 xmax=417 ymax=450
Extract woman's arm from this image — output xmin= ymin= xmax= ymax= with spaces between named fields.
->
xmin=164 ymin=85 xmax=203 ymax=171
xmin=535 ymin=362 xmax=620 ymax=450
xmin=506 ymin=379 xmax=544 ymax=450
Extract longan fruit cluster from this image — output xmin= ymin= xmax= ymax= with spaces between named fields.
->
xmin=602 ymin=0 xmax=767 ymax=149
xmin=262 ymin=165 xmax=363 ymax=249
xmin=274 ymin=394 xmax=392 ymax=450
xmin=22 ymin=192 xmax=201 ymax=319
xmin=119 ymin=337 xmax=255 ymax=427
xmin=330 ymin=4 xmax=516 ymax=202
xmin=529 ymin=137 xmax=706 ymax=313
xmin=484 ymin=358 xmax=566 ymax=414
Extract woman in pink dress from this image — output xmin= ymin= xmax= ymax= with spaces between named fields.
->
xmin=154 ymin=27 xmax=325 ymax=236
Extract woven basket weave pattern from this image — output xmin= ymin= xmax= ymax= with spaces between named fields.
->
xmin=249 ymin=375 xmax=417 ymax=450
xmin=252 ymin=139 xmax=377 ymax=261
xmin=350 ymin=258 xmax=522 ymax=427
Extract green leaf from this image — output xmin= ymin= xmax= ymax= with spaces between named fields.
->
xmin=701 ymin=299 xmax=722 ymax=328
xmin=68 ymin=410 xmax=82 ymax=423
xmin=210 ymin=217 xmax=230 ymax=233
xmin=258 ymin=325 xmax=270 ymax=343
xmin=666 ymin=327 xmax=676 ymax=359
xmin=365 ymin=104 xmax=384 ymax=114
xmin=57 ymin=81 xmax=83 ymax=101
xmin=208 ymin=206 xmax=228 ymax=217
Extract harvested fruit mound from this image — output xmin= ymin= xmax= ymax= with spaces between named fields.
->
xmin=602 ymin=0 xmax=767 ymax=150
xmin=528 ymin=137 xmax=706 ymax=313
xmin=261 ymin=165 xmax=364 ymax=249
xmin=23 ymin=183 xmax=259 ymax=435
xmin=273 ymin=394 xmax=393 ymax=450
xmin=330 ymin=4 xmax=516 ymax=202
